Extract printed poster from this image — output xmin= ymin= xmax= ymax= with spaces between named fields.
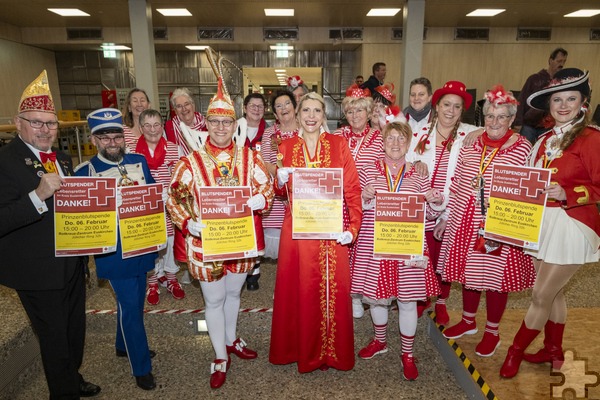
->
xmin=199 ymin=186 xmax=258 ymax=262
xmin=119 ymin=183 xmax=167 ymax=258
xmin=292 ymin=168 xmax=343 ymax=239
xmin=54 ymin=176 xmax=118 ymax=256
xmin=484 ymin=163 xmax=551 ymax=250
xmin=373 ymin=192 xmax=426 ymax=260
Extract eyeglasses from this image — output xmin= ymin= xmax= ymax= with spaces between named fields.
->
xmin=19 ymin=116 xmax=59 ymax=130
xmin=175 ymin=102 xmax=193 ymax=110
xmin=385 ymin=135 xmax=407 ymax=143
xmin=95 ymin=135 xmax=125 ymax=145
xmin=142 ymin=123 xmax=163 ymax=130
xmin=207 ymin=119 xmax=234 ymax=127
xmin=484 ymin=114 xmax=511 ymax=123
xmin=247 ymin=104 xmax=265 ymax=111
xmin=274 ymin=100 xmax=293 ymax=110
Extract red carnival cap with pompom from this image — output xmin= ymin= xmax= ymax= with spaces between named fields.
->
xmin=18 ymin=70 xmax=55 ymax=114
xmin=345 ymin=84 xmax=370 ymax=99
xmin=374 ymin=83 xmax=396 ymax=105
xmin=431 ymin=80 xmax=472 ymax=110
xmin=287 ymin=76 xmax=304 ymax=89
xmin=484 ymin=84 xmax=519 ymax=107
xmin=206 ymin=77 xmax=236 ymax=119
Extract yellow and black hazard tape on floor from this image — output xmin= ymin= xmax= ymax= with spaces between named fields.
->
xmin=426 ymin=311 xmax=499 ymax=400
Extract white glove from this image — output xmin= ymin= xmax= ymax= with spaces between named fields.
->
xmin=187 ymin=220 xmax=206 ymax=237
xmin=336 ymin=231 xmax=353 ymax=245
xmin=116 ymin=188 xmax=123 ymax=207
xmin=277 ymin=167 xmax=295 ymax=187
xmin=246 ymin=194 xmax=266 ymax=211
xmin=162 ymin=187 xmax=169 ymax=204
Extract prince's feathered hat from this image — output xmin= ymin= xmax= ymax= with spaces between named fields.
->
xmin=18 ymin=70 xmax=55 ymax=114
xmin=206 ymin=77 xmax=236 ymax=119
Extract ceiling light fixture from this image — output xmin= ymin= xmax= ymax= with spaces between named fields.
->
xmin=265 ymin=9 xmax=294 ymax=17
xmin=467 ymin=9 xmax=506 ymax=17
xmin=270 ymin=45 xmax=294 ymax=50
xmin=275 ymin=69 xmax=287 ymax=73
xmin=48 ymin=8 xmax=90 ymax=17
xmin=564 ymin=9 xmax=600 ymax=17
xmin=186 ymin=45 xmax=209 ymax=50
xmin=101 ymin=44 xmax=131 ymax=50
xmin=157 ymin=8 xmax=192 ymax=16
xmin=367 ymin=8 xmax=401 ymax=17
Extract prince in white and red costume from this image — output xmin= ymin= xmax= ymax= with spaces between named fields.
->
xmin=167 ymin=78 xmax=274 ymax=389
xmin=501 ymin=68 xmax=600 ymax=378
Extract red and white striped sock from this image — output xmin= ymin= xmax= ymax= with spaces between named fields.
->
xmin=165 ymin=271 xmax=177 ymax=283
xmin=462 ymin=311 xmax=477 ymax=326
xmin=148 ymin=273 xmax=158 ymax=286
xmin=401 ymin=333 xmax=415 ymax=355
xmin=374 ymin=323 xmax=387 ymax=344
xmin=484 ymin=321 xmax=500 ymax=336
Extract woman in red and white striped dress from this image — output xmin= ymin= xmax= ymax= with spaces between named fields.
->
xmin=136 ymin=109 xmax=185 ymax=305
xmin=122 ymin=88 xmax=151 ymax=152
xmin=352 ymin=122 xmax=443 ymax=380
xmin=334 ymin=84 xmax=384 ymax=319
xmin=405 ymin=81 xmax=480 ymax=325
xmin=436 ymin=86 xmax=535 ymax=357
xmin=260 ymin=91 xmax=299 ymax=259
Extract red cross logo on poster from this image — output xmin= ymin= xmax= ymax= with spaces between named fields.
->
xmin=143 ymin=185 xmax=163 ymax=210
xmin=401 ymin=195 xmax=424 ymax=218
xmin=227 ymin=189 xmax=251 ymax=213
xmin=88 ymin=180 xmax=114 ymax=206
xmin=318 ymin=171 xmax=341 ymax=194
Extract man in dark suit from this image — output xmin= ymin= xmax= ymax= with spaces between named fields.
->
xmin=361 ymin=62 xmax=387 ymax=97
xmin=0 ymin=71 xmax=100 ymax=399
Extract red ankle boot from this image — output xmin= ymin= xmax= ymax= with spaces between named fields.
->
xmin=523 ymin=320 xmax=565 ymax=368
xmin=500 ymin=321 xmax=540 ymax=378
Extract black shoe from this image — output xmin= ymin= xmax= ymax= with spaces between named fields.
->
xmin=135 ymin=372 xmax=156 ymax=390
xmin=116 ymin=348 xmax=157 ymax=358
xmin=246 ymin=273 xmax=260 ymax=291
xmin=80 ymin=380 xmax=101 ymax=397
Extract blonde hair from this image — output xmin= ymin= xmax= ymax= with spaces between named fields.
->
xmin=342 ymin=96 xmax=374 ymax=116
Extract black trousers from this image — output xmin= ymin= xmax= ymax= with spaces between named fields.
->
xmin=17 ymin=263 xmax=86 ymax=400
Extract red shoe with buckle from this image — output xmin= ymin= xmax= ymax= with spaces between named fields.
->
xmin=401 ymin=353 xmax=419 ymax=381
xmin=167 ymin=280 xmax=185 ymax=300
xmin=443 ymin=319 xmax=478 ymax=340
xmin=226 ymin=338 xmax=257 ymax=360
xmin=146 ymin=285 xmax=160 ymax=305
xmin=358 ymin=338 xmax=388 ymax=360
xmin=209 ymin=358 xmax=230 ymax=389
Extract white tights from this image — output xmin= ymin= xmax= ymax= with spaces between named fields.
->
xmin=368 ymin=301 xmax=418 ymax=336
xmin=199 ymin=272 xmax=247 ymax=360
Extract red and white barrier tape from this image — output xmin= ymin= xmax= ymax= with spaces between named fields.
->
xmin=86 ymin=307 xmax=273 ymax=315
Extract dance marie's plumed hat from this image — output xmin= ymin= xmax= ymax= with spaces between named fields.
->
xmin=431 ymin=81 xmax=472 ymax=110
xmin=527 ymin=68 xmax=590 ymax=111
xmin=87 ymin=108 xmax=124 ymax=135
xmin=206 ymin=77 xmax=236 ymax=119
xmin=18 ymin=70 xmax=55 ymax=114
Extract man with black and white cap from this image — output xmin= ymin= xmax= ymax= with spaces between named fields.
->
xmin=0 ymin=71 xmax=101 ymax=398
xmin=75 ymin=107 xmax=159 ymax=391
